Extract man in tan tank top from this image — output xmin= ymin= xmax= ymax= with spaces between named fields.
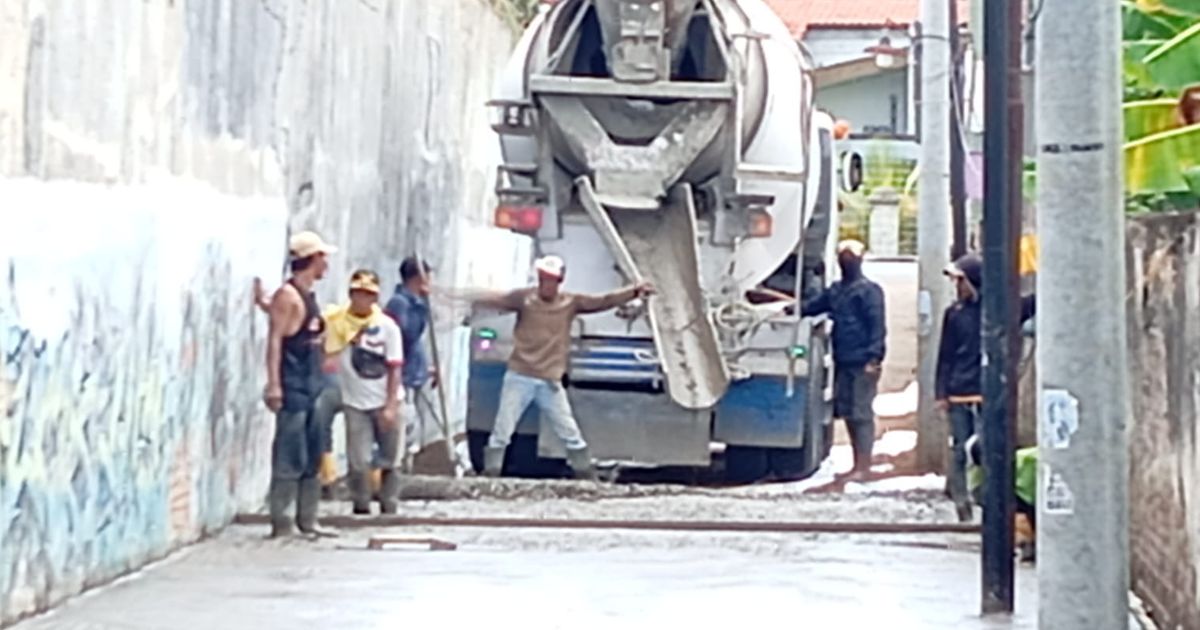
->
xmin=474 ymin=256 xmax=653 ymax=479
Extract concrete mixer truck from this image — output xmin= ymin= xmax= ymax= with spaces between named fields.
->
xmin=466 ymin=0 xmax=863 ymax=482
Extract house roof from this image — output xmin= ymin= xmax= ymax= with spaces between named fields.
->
xmin=763 ymin=0 xmax=971 ymax=38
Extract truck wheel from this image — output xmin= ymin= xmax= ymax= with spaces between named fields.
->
xmin=767 ymin=447 xmax=814 ymax=481
xmin=725 ymin=445 xmax=770 ymax=483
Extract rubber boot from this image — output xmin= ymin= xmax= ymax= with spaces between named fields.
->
xmin=267 ymin=479 xmax=298 ymax=538
xmin=347 ymin=471 xmax=372 ymax=515
xmin=483 ymin=446 xmax=505 ymax=478
xmin=567 ymin=448 xmax=598 ymax=482
xmin=378 ymin=468 xmax=401 ymax=515
xmin=296 ymin=477 xmax=337 ymax=538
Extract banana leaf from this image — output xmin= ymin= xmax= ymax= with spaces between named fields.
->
xmin=1124 ymin=122 xmax=1200 ymax=194
xmin=1124 ymin=98 xmax=1180 ymax=140
xmin=1135 ymin=0 xmax=1200 ymax=18
xmin=1144 ymin=22 xmax=1200 ymax=90
xmin=1123 ymin=2 xmax=1189 ymax=38
xmin=1184 ymin=165 xmax=1200 ymax=196
xmin=1124 ymin=40 xmax=1166 ymax=89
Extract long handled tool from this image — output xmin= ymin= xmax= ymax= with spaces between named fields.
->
xmin=418 ymin=259 xmax=465 ymax=477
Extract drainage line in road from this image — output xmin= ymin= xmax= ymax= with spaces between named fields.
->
xmin=234 ymin=514 xmax=980 ymax=535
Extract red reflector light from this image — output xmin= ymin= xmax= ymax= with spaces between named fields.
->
xmin=495 ymin=205 xmax=544 ymax=233
xmin=749 ymin=210 xmax=773 ymax=238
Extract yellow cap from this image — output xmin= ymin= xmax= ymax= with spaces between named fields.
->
xmin=289 ymin=231 xmax=338 ymax=258
xmin=348 ymin=269 xmax=381 ymax=294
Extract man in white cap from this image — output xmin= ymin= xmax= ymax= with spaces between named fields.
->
xmin=801 ymin=239 xmax=887 ymax=481
xmin=263 ymin=230 xmax=337 ymax=538
xmin=475 ymin=255 xmax=653 ymax=479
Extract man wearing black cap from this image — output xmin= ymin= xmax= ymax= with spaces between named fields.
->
xmin=936 ymin=253 xmax=1036 ymax=521
xmin=384 ymin=256 xmax=445 ymax=471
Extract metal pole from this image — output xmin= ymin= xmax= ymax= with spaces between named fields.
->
xmin=948 ymin=0 xmax=968 ymax=260
xmin=915 ymin=0 xmax=952 ymax=474
xmin=980 ymin=0 xmax=1023 ymax=615
xmin=1035 ymin=0 xmax=1129 ymax=626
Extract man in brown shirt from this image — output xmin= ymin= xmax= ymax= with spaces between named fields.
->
xmin=477 ymin=255 xmax=653 ymax=479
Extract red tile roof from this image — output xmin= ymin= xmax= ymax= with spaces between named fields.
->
xmin=763 ymin=0 xmax=970 ymax=38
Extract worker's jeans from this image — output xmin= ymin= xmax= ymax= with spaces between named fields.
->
xmin=313 ymin=381 xmax=342 ymax=454
xmin=343 ymin=406 xmax=401 ymax=509
xmin=487 ymin=371 xmax=588 ymax=451
xmin=272 ymin=407 xmax=323 ymax=481
xmin=948 ymin=402 xmax=981 ymax=508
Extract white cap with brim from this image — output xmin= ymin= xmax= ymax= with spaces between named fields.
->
xmin=290 ymin=231 xmax=338 ymax=258
xmin=534 ymin=255 xmax=565 ymax=279
xmin=837 ymin=239 xmax=867 ymax=257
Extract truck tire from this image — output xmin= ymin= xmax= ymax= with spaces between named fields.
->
xmin=725 ymin=445 xmax=770 ymax=483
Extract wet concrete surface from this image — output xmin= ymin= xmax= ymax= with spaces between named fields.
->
xmin=17 ymin=524 xmax=1038 ymax=630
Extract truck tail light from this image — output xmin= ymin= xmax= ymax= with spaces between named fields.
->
xmin=748 ymin=209 xmax=773 ymax=238
xmin=495 ymin=205 xmax=543 ymax=233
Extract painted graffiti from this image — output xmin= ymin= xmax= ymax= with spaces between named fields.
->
xmin=0 ymin=180 xmax=286 ymax=624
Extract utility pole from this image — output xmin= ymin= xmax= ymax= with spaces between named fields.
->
xmin=915 ymin=0 xmax=952 ymax=475
xmin=949 ymin=0 xmax=968 ymax=260
xmin=980 ymin=0 xmax=1022 ymax=615
xmin=1035 ymin=0 xmax=1130 ymax=626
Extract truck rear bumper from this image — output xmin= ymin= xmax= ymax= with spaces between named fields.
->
xmin=468 ymin=361 xmax=815 ymax=466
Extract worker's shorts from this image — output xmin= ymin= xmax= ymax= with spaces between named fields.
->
xmin=272 ymin=407 xmax=323 ymax=481
xmin=834 ymin=363 xmax=878 ymax=424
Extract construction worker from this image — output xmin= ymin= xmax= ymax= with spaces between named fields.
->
xmin=473 ymin=255 xmax=653 ymax=479
xmin=801 ymin=240 xmax=887 ymax=481
xmin=966 ymin=435 xmax=1038 ymax=563
xmin=324 ymin=269 xmax=405 ymax=514
xmin=936 ymin=253 xmax=1036 ymax=522
xmin=262 ymin=231 xmax=337 ymax=538
xmin=385 ymin=256 xmax=462 ymax=473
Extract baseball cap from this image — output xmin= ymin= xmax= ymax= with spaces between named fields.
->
xmin=837 ymin=239 xmax=867 ymax=257
xmin=289 ymin=231 xmax=338 ymax=258
xmin=348 ymin=269 xmax=381 ymax=294
xmin=534 ymin=255 xmax=566 ymax=279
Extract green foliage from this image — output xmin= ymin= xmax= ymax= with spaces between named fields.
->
xmin=489 ymin=0 xmax=542 ymax=33
xmin=1123 ymin=0 xmax=1200 ymax=211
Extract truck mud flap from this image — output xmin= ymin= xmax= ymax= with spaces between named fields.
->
xmin=577 ymin=177 xmax=730 ymax=409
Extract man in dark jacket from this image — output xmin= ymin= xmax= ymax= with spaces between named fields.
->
xmin=936 ymin=253 xmax=1036 ymax=521
xmin=802 ymin=240 xmax=887 ymax=480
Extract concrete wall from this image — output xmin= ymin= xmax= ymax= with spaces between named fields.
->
xmin=0 ymin=0 xmax=524 ymax=625
xmin=1126 ymin=212 xmax=1200 ymax=630
xmin=816 ymin=70 xmax=911 ymax=135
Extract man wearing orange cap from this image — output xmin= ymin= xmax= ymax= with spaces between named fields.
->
xmin=475 ymin=255 xmax=653 ymax=479
xmin=263 ymin=230 xmax=338 ymax=538
xmin=801 ymin=239 xmax=887 ymax=481
xmin=325 ymin=269 xmax=405 ymax=515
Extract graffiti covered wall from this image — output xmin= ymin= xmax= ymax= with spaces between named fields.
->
xmin=0 ymin=0 xmax=523 ymax=623
xmin=0 ymin=181 xmax=286 ymax=622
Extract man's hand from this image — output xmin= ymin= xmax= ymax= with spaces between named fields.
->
xmin=253 ymin=278 xmax=271 ymax=313
xmin=864 ymin=361 xmax=882 ymax=376
xmin=428 ymin=368 xmax=440 ymax=389
xmin=633 ymin=282 xmax=656 ymax=299
xmin=264 ymin=383 xmax=283 ymax=412
xmin=935 ymin=399 xmax=950 ymax=414
xmin=379 ymin=404 xmax=399 ymax=433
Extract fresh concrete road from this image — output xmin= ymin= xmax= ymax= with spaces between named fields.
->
xmin=17 ymin=526 xmax=1037 ymax=630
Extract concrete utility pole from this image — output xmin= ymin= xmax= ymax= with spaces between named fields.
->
xmin=1035 ymin=0 xmax=1130 ymax=627
xmin=915 ymin=0 xmax=953 ymax=474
